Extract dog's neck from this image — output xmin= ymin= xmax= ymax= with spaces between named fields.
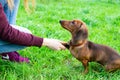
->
xmin=69 ymin=40 xmax=86 ymax=48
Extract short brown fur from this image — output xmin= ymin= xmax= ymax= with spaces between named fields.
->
xmin=60 ymin=20 xmax=120 ymax=73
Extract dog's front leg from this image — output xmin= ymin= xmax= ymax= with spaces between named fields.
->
xmin=81 ymin=59 xmax=89 ymax=74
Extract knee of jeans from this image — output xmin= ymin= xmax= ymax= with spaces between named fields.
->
xmin=0 ymin=40 xmax=10 ymax=45
xmin=10 ymin=24 xmax=32 ymax=34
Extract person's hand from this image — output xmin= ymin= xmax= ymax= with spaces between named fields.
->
xmin=42 ymin=38 xmax=66 ymax=50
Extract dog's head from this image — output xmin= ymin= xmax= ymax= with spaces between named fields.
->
xmin=60 ymin=20 xmax=88 ymax=45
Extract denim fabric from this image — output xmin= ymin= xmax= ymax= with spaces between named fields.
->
xmin=0 ymin=44 xmax=26 ymax=53
xmin=0 ymin=0 xmax=20 ymax=24
xmin=0 ymin=0 xmax=29 ymax=53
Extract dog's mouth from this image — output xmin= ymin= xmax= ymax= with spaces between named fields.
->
xmin=59 ymin=20 xmax=72 ymax=31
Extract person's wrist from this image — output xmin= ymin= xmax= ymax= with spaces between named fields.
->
xmin=42 ymin=38 xmax=49 ymax=46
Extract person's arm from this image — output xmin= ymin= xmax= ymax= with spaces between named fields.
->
xmin=0 ymin=3 xmax=66 ymax=50
xmin=0 ymin=3 xmax=43 ymax=47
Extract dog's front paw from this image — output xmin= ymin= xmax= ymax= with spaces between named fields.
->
xmin=61 ymin=42 xmax=70 ymax=49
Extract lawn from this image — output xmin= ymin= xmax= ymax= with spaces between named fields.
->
xmin=0 ymin=0 xmax=120 ymax=80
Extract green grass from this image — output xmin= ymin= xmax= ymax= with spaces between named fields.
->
xmin=1 ymin=0 xmax=120 ymax=80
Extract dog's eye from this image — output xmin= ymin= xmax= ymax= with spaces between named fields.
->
xmin=72 ymin=21 xmax=75 ymax=24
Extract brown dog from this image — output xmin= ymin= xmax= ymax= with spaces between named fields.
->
xmin=60 ymin=20 xmax=120 ymax=73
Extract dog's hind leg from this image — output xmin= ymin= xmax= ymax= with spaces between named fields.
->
xmin=105 ymin=59 xmax=120 ymax=72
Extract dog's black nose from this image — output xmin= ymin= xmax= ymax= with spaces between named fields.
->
xmin=59 ymin=20 xmax=63 ymax=23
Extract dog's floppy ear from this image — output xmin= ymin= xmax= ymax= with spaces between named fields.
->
xmin=79 ymin=23 xmax=83 ymax=29
xmin=77 ymin=24 xmax=88 ymax=40
xmin=71 ymin=23 xmax=88 ymax=45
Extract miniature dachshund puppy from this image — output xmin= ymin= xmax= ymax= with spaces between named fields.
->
xmin=60 ymin=20 xmax=120 ymax=73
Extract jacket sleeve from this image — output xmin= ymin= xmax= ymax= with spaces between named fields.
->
xmin=0 ymin=3 xmax=43 ymax=47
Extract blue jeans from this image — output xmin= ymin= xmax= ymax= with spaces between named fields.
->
xmin=0 ymin=40 xmax=26 ymax=53
xmin=0 ymin=0 xmax=20 ymax=24
xmin=0 ymin=0 xmax=28 ymax=53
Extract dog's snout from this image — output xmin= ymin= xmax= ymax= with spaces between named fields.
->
xmin=59 ymin=20 xmax=62 ymax=23
xmin=59 ymin=20 xmax=64 ymax=24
